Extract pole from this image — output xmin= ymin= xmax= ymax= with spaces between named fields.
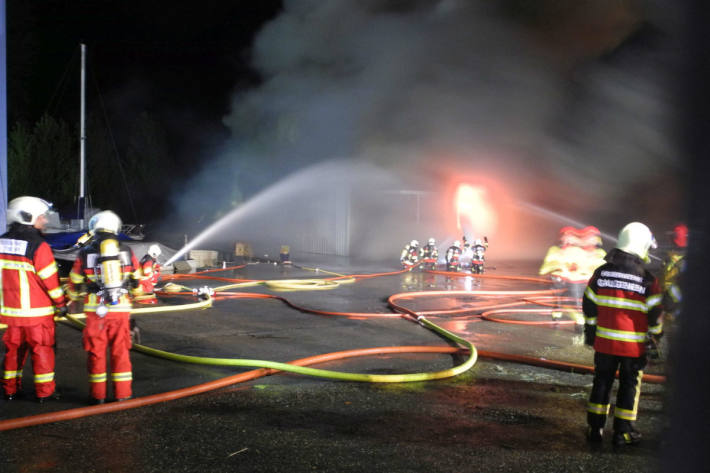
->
xmin=78 ymin=43 xmax=86 ymax=227
xmin=0 ymin=1 xmax=7 ymax=229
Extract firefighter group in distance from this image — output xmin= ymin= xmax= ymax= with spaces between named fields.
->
xmin=400 ymin=235 xmax=489 ymax=273
xmin=1 ymin=196 xmax=163 ymax=405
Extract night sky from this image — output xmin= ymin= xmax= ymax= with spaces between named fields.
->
xmin=7 ymin=0 xmax=282 ymax=179
xmin=5 ymin=1 xmax=688 ymax=252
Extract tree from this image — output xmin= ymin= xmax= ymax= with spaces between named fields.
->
xmin=7 ymin=114 xmax=77 ymax=207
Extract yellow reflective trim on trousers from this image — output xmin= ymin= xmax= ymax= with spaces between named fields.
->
xmin=614 ymin=407 xmax=637 ymax=421
xmin=70 ymin=271 xmax=84 ymax=284
xmin=111 ymin=371 xmax=133 ymax=382
xmin=587 ymin=402 xmax=610 ymax=415
xmin=89 ymin=372 xmax=107 ymax=383
xmin=585 ymin=316 xmax=597 ymax=325
xmin=3 ymin=370 xmax=22 ymax=379
xmin=34 ymin=372 xmax=55 ymax=384
xmin=596 ymin=326 xmax=646 ymax=342
xmin=1 ymin=305 xmax=55 ymax=317
xmin=614 ymin=370 xmax=643 ymax=421
xmin=37 ymin=262 xmax=58 ymax=279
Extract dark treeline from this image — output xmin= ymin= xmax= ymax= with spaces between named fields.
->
xmin=5 ymin=0 xmax=283 ymax=228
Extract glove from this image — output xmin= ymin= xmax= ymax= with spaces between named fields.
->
xmin=55 ymin=306 xmax=68 ymax=319
xmin=129 ymin=319 xmax=141 ymax=345
xmin=584 ymin=325 xmax=596 ymax=346
xmin=646 ymin=334 xmax=661 ymax=360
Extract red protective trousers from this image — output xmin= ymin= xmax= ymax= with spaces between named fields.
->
xmin=1 ymin=319 xmax=56 ymax=398
xmin=83 ymin=312 xmax=133 ymax=400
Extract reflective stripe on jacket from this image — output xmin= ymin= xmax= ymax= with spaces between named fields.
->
xmin=583 ymin=248 xmax=663 ymax=357
xmin=0 ymin=224 xmax=66 ymax=325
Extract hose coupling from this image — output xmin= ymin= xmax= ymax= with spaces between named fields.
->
xmin=193 ymin=286 xmax=215 ymax=300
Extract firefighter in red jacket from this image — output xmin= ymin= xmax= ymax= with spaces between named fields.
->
xmin=67 ymin=210 xmax=141 ymax=404
xmin=136 ymin=244 xmax=162 ymax=304
xmin=1 ymin=196 xmax=66 ymax=402
xmin=583 ymin=222 xmax=663 ymax=447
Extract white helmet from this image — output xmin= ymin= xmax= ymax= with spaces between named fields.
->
xmin=148 ymin=244 xmax=162 ymax=259
xmin=428 ymin=237 xmax=436 ymax=246
xmin=410 ymin=240 xmax=419 ymax=247
xmin=7 ymin=196 xmax=52 ymax=225
xmin=453 ymin=240 xmax=461 ymax=248
xmin=474 ymin=239 xmax=482 ymax=245
xmin=88 ymin=210 xmax=122 ymax=234
xmin=617 ymin=222 xmax=657 ymax=263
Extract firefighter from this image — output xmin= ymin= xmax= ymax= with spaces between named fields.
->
xmin=445 ymin=240 xmax=462 ymax=272
xmin=661 ymin=223 xmax=687 ymax=320
xmin=400 ymin=240 xmax=420 ymax=269
xmin=1 ymin=197 xmax=67 ymax=402
xmin=471 ymin=237 xmax=488 ymax=274
xmin=421 ymin=238 xmax=438 ymax=270
xmin=540 ymin=226 xmax=605 ymax=325
xmin=583 ymin=222 xmax=663 ymax=447
xmin=136 ymin=244 xmax=162 ymax=305
xmin=66 ymin=210 xmax=141 ymax=405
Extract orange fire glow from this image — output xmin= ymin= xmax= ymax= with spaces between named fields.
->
xmin=455 ymin=183 xmax=497 ymax=237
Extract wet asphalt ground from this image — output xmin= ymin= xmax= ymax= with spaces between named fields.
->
xmin=0 ymin=257 xmax=667 ymax=472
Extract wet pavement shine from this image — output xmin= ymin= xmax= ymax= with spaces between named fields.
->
xmin=0 ymin=258 xmax=666 ymax=472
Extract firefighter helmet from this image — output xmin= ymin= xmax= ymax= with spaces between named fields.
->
xmin=410 ymin=240 xmax=419 ymax=247
xmin=453 ymin=240 xmax=461 ymax=248
xmin=617 ymin=222 xmax=657 ymax=263
xmin=88 ymin=210 xmax=122 ymax=234
xmin=428 ymin=237 xmax=436 ymax=246
xmin=672 ymin=223 xmax=688 ymax=248
xmin=148 ymin=244 xmax=162 ymax=259
xmin=7 ymin=196 xmax=52 ymax=226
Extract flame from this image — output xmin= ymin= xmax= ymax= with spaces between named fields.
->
xmin=455 ymin=183 xmax=497 ymax=236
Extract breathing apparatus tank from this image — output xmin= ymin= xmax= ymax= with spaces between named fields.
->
xmin=88 ymin=210 xmax=128 ymax=317
xmin=95 ymin=237 xmax=128 ymax=317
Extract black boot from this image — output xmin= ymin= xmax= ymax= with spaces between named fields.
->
xmin=587 ymin=426 xmax=604 ymax=443
xmin=36 ymin=391 xmax=61 ymax=403
xmin=612 ymin=429 xmax=642 ymax=447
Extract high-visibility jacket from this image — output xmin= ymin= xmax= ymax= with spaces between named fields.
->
xmin=661 ymin=249 xmax=685 ymax=313
xmin=540 ymin=245 xmax=607 ymax=284
xmin=67 ymin=232 xmax=140 ymax=317
xmin=583 ymin=249 xmax=663 ymax=357
xmin=0 ymin=224 xmax=66 ymax=325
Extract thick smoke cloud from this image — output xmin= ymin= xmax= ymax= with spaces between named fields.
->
xmin=172 ymin=0 xmax=683 ymax=261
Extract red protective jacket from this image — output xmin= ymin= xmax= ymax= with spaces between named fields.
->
xmin=0 ymin=224 xmax=66 ymax=325
xmin=139 ymin=254 xmax=160 ymax=294
xmin=583 ymin=249 xmax=663 ymax=357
